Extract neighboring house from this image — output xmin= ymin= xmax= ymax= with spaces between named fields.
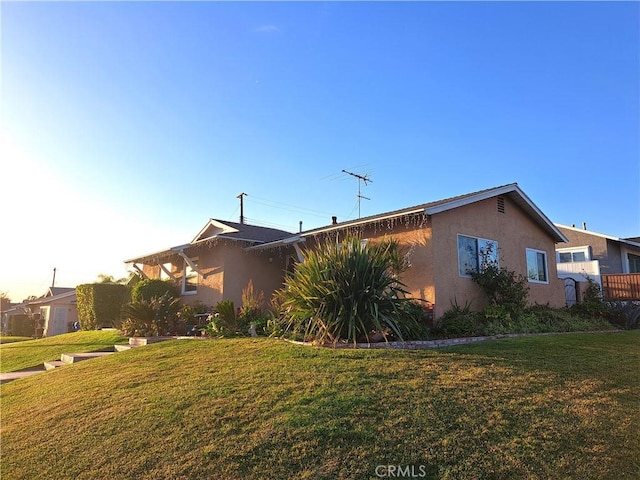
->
xmin=27 ymin=287 xmax=79 ymax=337
xmin=554 ymin=224 xmax=640 ymax=300
xmin=128 ymin=183 xmax=568 ymax=319
xmin=125 ymin=220 xmax=294 ymax=310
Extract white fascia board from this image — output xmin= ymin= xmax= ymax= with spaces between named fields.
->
xmin=124 ymin=247 xmax=176 ymax=264
xmin=191 ymin=219 xmax=239 ymax=243
xmin=555 ymin=223 xmax=640 ymax=248
xmin=247 ymin=236 xmax=306 ymax=251
xmin=423 ymin=184 xmax=519 ymax=215
xmin=424 ymin=184 xmax=567 ymax=244
xmin=28 ymin=290 xmax=76 ymax=305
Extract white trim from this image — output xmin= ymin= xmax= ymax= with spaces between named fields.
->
xmin=191 ymin=219 xmax=239 ymax=243
xmin=554 ymin=223 xmax=640 ymax=248
xmin=556 ymin=245 xmax=591 ymax=263
xmin=526 ymin=248 xmax=549 ymax=284
xmin=181 ymin=256 xmax=199 ymax=295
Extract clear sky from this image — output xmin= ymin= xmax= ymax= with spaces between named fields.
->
xmin=1 ymin=1 xmax=638 ymax=302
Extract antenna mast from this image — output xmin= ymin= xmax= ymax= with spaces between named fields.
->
xmin=342 ymin=170 xmax=372 ymax=218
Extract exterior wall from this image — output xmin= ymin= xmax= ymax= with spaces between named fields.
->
xmin=431 ymin=196 xmax=565 ymax=317
xmin=141 ymin=242 xmax=289 ymax=310
xmin=222 ymin=247 xmax=288 ymax=309
xmin=33 ymin=298 xmax=78 ymax=337
xmin=301 ymin=215 xmax=436 ymax=305
xmin=557 ymin=228 xmax=614 ymax=272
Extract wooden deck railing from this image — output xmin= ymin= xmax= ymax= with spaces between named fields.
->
xmin=601 ymin=273 xmax=640 ymax=301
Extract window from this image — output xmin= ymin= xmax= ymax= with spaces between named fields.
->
xmin=458 ymin=234 xmax=498 ymax=276
xmin=182 ymin=258 xmax=198 ymax=294
xmin=629 ymin=254 xmax=640 ymax=274
xmin=526 ymin=249 xmax=548 ymax=283
xmin=557 ymin=247 xmax=589 ymax=263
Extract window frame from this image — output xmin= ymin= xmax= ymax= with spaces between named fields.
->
xmin=457 ymin=234 xmax=499 ymax=277
xmin=526 ymin=248 xmax=549 ymax=284
xmin=182 ymin=257 xmax=199 ymax=295
xmin=556 ymin=246 xmax=590 ymax=264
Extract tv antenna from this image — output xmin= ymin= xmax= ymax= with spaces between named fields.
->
xmin=342 ymin=169 xmax=372 ymax=218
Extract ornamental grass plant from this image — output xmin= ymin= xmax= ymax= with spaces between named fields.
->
xmin=276 ymin=236 xmax=425 ymax=344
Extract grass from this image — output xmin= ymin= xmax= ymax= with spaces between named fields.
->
xmin=0 ymin=336 xmax=33 ymax=344
xmin=1 ymin=332 xmax=638 ymax=479
xmin=0 ymin=331 xmax=127 ymax=372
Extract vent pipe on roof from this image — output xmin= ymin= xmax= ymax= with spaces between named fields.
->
xmin=299 ymin=221 xmax=303 ymax=233
xmin=583 ymin=222 xmax=587 ymax=230
xmin=332 ymin=216 xmax=337 ymax=225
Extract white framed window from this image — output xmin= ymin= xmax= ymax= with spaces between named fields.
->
xmin=182 ymin=258 xmax=198 ymax=295
xmin=526 ymin=249 xmax=548 ymax=283
xmin=556 ymin=246 xmax=590 ymax=264
xmin=457 ymin=234 xmax=498 ymax=277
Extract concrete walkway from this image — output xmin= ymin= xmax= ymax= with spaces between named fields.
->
xmin=0 ymin=336 xmax=178 ymax=384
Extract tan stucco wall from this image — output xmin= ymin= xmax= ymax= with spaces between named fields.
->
xmin=430 ymin=196 xmax=565 ymax=317
xmin=140 ymin=242 xmax=288 ymax=311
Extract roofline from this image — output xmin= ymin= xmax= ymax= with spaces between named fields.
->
xmin=299 ymin=184 xmax=567 ymax=243
xmin=28 ymin=290 xmax=76 ymax=305
xmin=299 ymin=207 xmax=426 ymax=237
xmin=555 ymin=223 xmax=640 ymax=248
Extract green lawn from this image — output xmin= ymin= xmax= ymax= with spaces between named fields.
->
xmin=0 ymin=331 xmax=127 ymax=372
xmin=0 ymin=336 xmax=33 ymax=344
xmin=1 ymin=332 xmax=638 ymax=479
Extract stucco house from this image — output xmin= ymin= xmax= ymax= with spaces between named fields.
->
xmin=127 ymin=183 xmax=568 ymax=319
xmin=125 ymin=221 xmax=294 ymax=309
xmin=554 ymin=223 xmax=640 ymax=300
xmin=28 ymin=287 xmax=79 ymax=337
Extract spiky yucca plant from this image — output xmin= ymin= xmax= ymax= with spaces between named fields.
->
xmin=277 ymin=236 xmax=416 ymax=344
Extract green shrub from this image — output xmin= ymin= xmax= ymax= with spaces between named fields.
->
xmin=238 ymin=280 xmax=268 ymax=335
xmin=275 ymin=236 xmax=414 ymax=344
xmin=77 ymin=283 xmax=129 ymax=330
xmin=7 ymin=315 xmax=34 ymax=337
xmin=471 ymin=264 xmax=529 ymax=318
xmin=131 ymin=279 xmax=180 ymax=303
xmin=431 ymin=300 xmax=485 ymax=338
xmin=120 ymin=293 xmax=181 ymax=336
xmin=205 ymin=300 xmax=247 ymax=336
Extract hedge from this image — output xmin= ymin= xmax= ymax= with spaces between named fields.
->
xmin=76 ymin=284 xmax=129 ymax=330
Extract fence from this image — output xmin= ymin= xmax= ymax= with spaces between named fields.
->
xmin=601 ymin=273 xmax=640 ymax=301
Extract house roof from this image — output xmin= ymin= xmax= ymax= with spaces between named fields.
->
xmin=555 ymin=224 xmax=640 ymax=249
xmin=253 ymin=183 xmax=567 ymax=248
xmin=47 ymin=287 xmax=75 ymax=297
xmin=125 ymin=220 xmax=293 ymax=264
xmin=29 ymin=289 xmax=77 ymax=306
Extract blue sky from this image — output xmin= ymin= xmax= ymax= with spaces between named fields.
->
xmin=1 ymin=1 xmax=638 ymax=301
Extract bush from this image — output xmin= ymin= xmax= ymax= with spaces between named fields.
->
xmin=120 ymin=293 xmax=181 ymax=336
xmin=77 ymin=283 xmax=129 ymax=330
xmin=238 ymin=280 xmax=268 ymax=335
xmin=204 ymin=300 xmax=247 ymax=336
xmin=131 ymin=279 xmax=180 ymax=303
xmin=431 ymin=300 xmax=485 ymax=338
xmin=275 ymin=236 xmax=414 ymax=344
xmin=471 ymin=264 xmax=529 ymax=319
